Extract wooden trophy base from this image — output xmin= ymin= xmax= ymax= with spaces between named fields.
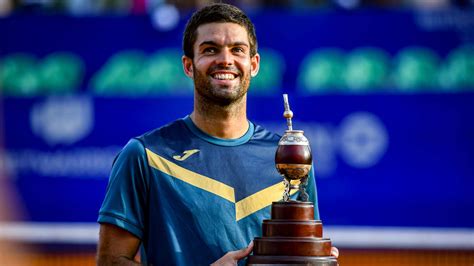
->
xmin=247 ymin=201 xmax=338 ymax=265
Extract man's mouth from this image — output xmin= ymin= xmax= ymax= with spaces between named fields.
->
xmin=211 ymin=72 xmax=238 ymax=80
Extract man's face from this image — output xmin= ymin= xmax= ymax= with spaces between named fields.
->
xmin=183 ymin=22 xmax=260 ymax=106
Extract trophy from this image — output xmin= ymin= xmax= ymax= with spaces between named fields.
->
xmin=247 ymin=94 xmax=338 ymax=265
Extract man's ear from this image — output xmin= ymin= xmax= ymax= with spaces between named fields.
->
xmin=182 ymin=55 xmax=194 ymax=78
xmin=250 ymin=53 xmax=260 ymax=77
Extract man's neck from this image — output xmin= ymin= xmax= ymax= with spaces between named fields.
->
xmin=190 ymin=95 xmax=249 ymax=139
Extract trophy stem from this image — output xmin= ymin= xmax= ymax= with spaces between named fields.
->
xmin=283 ymin=179 xmax=291 ymax=202
xmin=283 ymin=178 xmax=309 ymax=202
xmin=298 ymin=176 xmax=309 ymax=202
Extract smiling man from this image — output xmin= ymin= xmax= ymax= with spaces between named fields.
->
xmin=97 ymin=3 xmax=322 ymax=265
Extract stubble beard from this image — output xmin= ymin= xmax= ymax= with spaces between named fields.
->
xmin=193 ymin=64 xmax=251 ymax=108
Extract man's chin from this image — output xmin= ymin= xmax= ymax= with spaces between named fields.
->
xmin=194 ymin=78 xmax=248 ymax=105
xmin=206 ymin=90 xmax=246 ymax=106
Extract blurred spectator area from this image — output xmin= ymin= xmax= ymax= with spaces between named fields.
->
xmin=1 ymin=45 xmax=473 ymax=96
xmin=0 ymin=0 xmax=473 ymax=16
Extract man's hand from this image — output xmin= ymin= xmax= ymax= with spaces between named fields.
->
xmin=211 ymin=241 xmax=254 ymax=266
xmin=331 ymin=246 xmax=339 ymax=258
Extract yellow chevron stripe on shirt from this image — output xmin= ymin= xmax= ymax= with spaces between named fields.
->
xmin=235 ymin=182 xmax=284 ymax=221
xmin=146 ymin=148 xmax=235 ymax=203
xmin=235 ymin=181 xmax=298 ymax=221
xmin=146 ymin=148 xmax=298 ymax=221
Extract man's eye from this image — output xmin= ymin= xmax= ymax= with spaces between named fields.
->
xmin=233 ymin=47 xmax=245 ymax=53
xmin=204 ymin=47 xmax=217 ymax=53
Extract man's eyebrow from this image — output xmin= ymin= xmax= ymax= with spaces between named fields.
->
xmin=198 ymin=41 xmax=249 ymax=47
xmin=232 ymin=42 xmax=249 ymax=47
xmin=199 ymin=41 xmax=218 ymax=47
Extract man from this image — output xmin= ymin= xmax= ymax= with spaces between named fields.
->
xmin=97 ymin=3 xmax=330 ymax=265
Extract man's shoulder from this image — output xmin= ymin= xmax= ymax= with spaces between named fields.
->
xmin=251 ymin=122 xmax=281 ymax=144
xmin=135 ymin=118 xmax=187 ymax=144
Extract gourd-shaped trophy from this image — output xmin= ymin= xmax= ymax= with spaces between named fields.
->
xmin=247 ymin=94 xmax=338 ymax=265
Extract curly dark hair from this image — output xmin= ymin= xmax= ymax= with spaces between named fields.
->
xmin=183 ymin=3 xmax=258 ymax=59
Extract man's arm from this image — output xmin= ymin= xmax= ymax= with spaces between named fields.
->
xmin=97 ymin=223 xmax=141 ymax=266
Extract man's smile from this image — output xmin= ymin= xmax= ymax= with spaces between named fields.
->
xmin=209 ymin=70 xmax=241 ymax=86
xmin=209 ymin=68 xmax=240 ymax=81
xmin=212 ymin=73 xmax=237 ymax=80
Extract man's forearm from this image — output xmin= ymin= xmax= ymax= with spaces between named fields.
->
xmin=97 ymin=255 xmax=141 ymax=266
xmin=97 ymin=224 xmax=142 ymax=266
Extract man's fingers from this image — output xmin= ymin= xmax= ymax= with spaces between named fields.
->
xmin=210 ymin=241 xmax=254 ymax=266
xmin=331 ymin=246 xmax=339 ymax=258
xmin=230 ymin=241 xmax=254 ymax=260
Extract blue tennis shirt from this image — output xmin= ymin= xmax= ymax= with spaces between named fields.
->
xmin=98 ymin=116 xmax=319 ymax=265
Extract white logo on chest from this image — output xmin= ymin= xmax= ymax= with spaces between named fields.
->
xmin=173 ymin=149 xmax=200 ymax=161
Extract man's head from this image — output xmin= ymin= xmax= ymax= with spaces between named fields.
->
xmin=183 ymin=3 xmax=258 ymax=59
xmin=182 ymin=3 xmax=260 ymax=107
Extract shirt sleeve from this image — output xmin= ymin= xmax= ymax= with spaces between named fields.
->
xmin=98 ymin=138 xmax=149 ymax=239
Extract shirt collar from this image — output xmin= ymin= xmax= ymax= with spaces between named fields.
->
xmin=182 ymin=115 xmax=254 ymax=146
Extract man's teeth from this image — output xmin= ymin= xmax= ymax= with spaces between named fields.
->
xmin=213 ymin=73 xmax=236 ymax=80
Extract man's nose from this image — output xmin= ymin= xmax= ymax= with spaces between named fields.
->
xmin=215 ymin=50 xmax=233 ymax=66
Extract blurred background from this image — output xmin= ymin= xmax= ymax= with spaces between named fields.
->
xmin=1 ymin=0 xmax=473 ymax=265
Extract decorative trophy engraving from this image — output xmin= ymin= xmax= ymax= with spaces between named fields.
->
xmin=247 ymin=94 xmax=338 ymax=266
